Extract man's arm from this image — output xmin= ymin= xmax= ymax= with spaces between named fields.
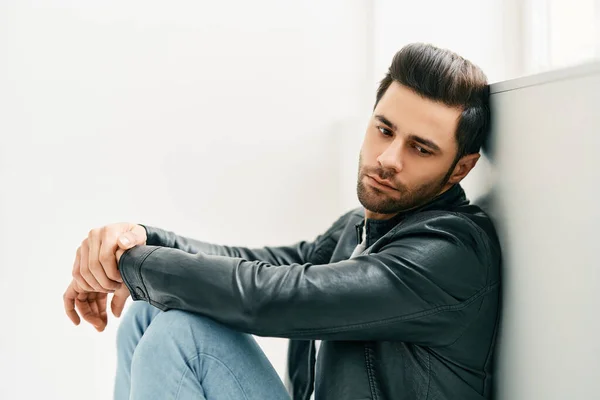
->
xmin=119 ymin=215 xmax=498 ymax=346
xmin=141 ymin=224 xmax=316 ymax=266
xmin=139 ymin=210 xmax=353 ymax=265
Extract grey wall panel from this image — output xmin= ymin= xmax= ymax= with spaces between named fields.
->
xmin=490 ymin=62 xmax=600 ymax=400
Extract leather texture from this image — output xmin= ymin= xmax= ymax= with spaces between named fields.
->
xmin=119 ymin=183 xmax=501 ymax=400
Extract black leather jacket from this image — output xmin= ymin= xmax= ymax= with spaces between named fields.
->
xmin=120 ymin=183 xmax=501 ymax=400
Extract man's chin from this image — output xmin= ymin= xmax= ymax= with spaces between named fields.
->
xmin=359 ymin=190 xmax=426 ymax=215
xmin=358 ymin=195 xmax=403 ymax=216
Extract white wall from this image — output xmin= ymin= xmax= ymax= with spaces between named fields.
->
xmin=491 ymin=63 xmax=600 ymax=400
xmin=373 ymin=0 xmax=512 ymax=84
xmin=522 ymin=0 xmax=599 ymax=74
xmin=0 ymin=1 xmax=372 ymax=399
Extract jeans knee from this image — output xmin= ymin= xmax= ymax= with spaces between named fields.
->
xmin=116 ymin=301 xmax=160 ymax=352
xmin=131 ymin=310 xmax=239 ymax=362
xmin=141 ymin=309 xmax=213 ymax=343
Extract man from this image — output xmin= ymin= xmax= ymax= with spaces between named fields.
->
xmin=64 ymin=43 xmax=500 ymax=400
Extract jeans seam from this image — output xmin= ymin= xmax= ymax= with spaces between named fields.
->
xmin=175 ymin=352 xmax=250 ymax=400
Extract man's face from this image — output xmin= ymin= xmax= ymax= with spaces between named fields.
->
xmin=357 ymin=81 xmax=464 ymax=218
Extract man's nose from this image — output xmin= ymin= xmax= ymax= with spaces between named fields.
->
xmin=376 ymin=141 xmax=404 ymax=173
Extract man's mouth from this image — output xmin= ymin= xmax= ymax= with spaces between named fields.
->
xmin=366 ymin=175 xmax=397 ymax=191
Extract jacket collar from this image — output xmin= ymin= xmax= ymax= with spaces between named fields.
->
xmin=355 ymin=183 xmax=469 ymax=247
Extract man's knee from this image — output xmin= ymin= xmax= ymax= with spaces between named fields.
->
xmin=130 ymin=309 xmax=245 ymax=365
xmin=137 ymin=309 xmax=228 ymax=345
xmin=116 ymin=301 xmax=161 ymax=352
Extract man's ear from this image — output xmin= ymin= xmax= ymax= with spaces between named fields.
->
xmin=447 ymin=153 xmax=480 ymax=184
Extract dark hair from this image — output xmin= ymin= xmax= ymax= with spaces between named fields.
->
xmin=375 ymin=43 xmax=490 ymax=160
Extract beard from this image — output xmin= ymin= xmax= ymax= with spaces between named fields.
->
xmin=356 ymin=154 xmax=455 ymax=215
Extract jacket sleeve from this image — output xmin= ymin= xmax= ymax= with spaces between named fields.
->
xmin=140 ymin=224 xmax=316 ymax=266
xmin=120 ymin=215 xmax=497 ymax=345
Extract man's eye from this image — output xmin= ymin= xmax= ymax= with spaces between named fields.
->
xmin=414 ymin=145 xmax=431 ymax=156
xmin=378 ymin=126 xmax=392 ymax=136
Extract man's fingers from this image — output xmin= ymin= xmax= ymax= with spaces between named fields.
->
xmin=72 ymin=247 xmax=94 ymax=292
xmin=99 ymin=232 xmax=122 ymax=283
xmin=75 ymin=297 xmax=105 ymax=331
xmin=76 ymin=291 xmax=104 ymax=329
xmin=79 ymin=239 xmax=103 ymax=292
xmin=90 ymin=293 xmax=108 ymax=330
xmin=117 ymin=231 xmax=139 ymax=250
xmin=88 ymin=230 xmax=120 ymax=292
xmin=63 ymin=284 xmax=81 ymax=325
xmin=88 ymin=292 xmax=100 ymax=316
xmin=97 ymin=293 xmax=108 ymax=324
xmin=111 ymin=285 xmax=131 ymax=318
xmin=66 ymin=281 xmax=107 ymax=331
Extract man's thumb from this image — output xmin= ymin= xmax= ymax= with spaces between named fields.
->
xmin=118 ymin=231 xmax=138 ymax=249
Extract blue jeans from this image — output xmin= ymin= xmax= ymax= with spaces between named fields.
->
xmin=114 ymin=301 xmax=291 ymax=400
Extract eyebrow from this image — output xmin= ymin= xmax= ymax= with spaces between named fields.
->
xmin=375 ymin=114 xmax=397 ymax=131
xmin=374 ymin=114 xmax=442 ymax=153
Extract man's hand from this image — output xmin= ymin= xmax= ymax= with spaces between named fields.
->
xmin=63 ymin=279 xmax=131 ymax=332
xmin=72 ymin=223 xmax=147 ymax=293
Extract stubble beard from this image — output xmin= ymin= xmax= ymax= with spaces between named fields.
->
xmin=356 ymin=155 xmax=452 ymax=215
